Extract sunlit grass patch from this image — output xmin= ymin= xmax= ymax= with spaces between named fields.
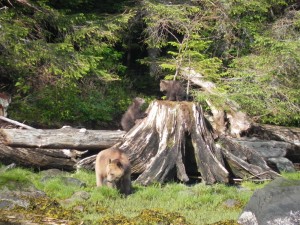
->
xmin=71 ymin=169 xmax=96 ymax=187
xmin=281 ymin=171 xmax=300 ymax=180
xmin=1 ymin=166 xmax=299 ymax=225
xmin=0 ymin=167 xmax=36 ymax=189
xmin=40 ymin=177 xmax=78 ymax=199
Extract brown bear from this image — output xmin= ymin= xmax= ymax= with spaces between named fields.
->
xmin=121 ymin=97 xmax=146 ymax=132
xmin=95 ymin=148 xmax=132 ymax=195
xmin=160 ymin=80 xmax=186 ymax=101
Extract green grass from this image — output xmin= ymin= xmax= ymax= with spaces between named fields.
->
xmin=0 ymin=165 xmax=299 ymax=225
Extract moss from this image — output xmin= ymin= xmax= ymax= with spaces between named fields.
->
xmin=1 ymin=197 xmax=80 ymax=224
xmin=95 ymin=209 xmax=190 ymax=225
xmin=206 ymin=220 xmax=239 ymax=225
xmin=97 ymin=215 xmax=134 ymax=225
xmin=135 ymin=209 xmax=190 ymax=225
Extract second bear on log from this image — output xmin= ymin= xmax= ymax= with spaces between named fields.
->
xmin=121 ymin=97 xmax=146 ymax=132
xmin=160 ymin=80 xmax=186 ymax=101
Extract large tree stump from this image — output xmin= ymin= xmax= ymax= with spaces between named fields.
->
xmin=115 ymin=100 xmax=279 ymax=185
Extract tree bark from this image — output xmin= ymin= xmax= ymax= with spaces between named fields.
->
xmin=0 ymin=127 xmax=125 ymax=150
xmin=112 ymin=100 xmax=278 ymax=185
xmin=0 ymin=143 xmax=82 ymax=171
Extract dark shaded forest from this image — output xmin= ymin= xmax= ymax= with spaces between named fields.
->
xmin=0 ymin=0 xmax=299 ymax=129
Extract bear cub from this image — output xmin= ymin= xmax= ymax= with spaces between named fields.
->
xmin=95 ymin=148 xmax=132 ymax=195
xmin=121 ymin=97 xmax=146 ymax=132
xmin=160 ymin=80 xmax=186 ymax=101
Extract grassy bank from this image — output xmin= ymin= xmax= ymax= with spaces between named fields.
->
xmin=0 ymin=166 xmax=299 ymax=225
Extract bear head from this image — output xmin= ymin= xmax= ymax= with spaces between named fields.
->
xmin=106 ymin=159 xmax=125 ymax=187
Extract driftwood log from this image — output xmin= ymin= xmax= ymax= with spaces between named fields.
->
xmin=0 ymin=127 xmax=125 ymax=150
xmin=0 ymin=142 xmax=80 ymax=171
xmin=0 ymin=119 xmax=125 ymax=170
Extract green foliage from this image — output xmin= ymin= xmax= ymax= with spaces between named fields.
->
xmin=0 ymin=168 xmax=33 ymax=188
xmin=226 ymin=13 xmax=300 ymax=125
xmin=1 ymin=0 xmax=299 ymax=127
xmin=142 ymin=1 xmax=223 ymax=84
xmin=9 ymin=80 xmax=131 ymax=126
xmin=0 ymin=2 xmax=136 ymax=126
xmin=40 ymin=177 xmax=78 ymax=199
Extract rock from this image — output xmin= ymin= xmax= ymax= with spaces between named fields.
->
xmin=0 ymin=192 xmax=30 ymax=209
xmin=238 ymin=177 xmax=300 ymax=225
xmin=59 ymin=191 xmax=90 ymax=208
xmin=235 ymin=138 xmax=290 ymax=158
xmin=61 ymin=177 xmax=86 ymax=187
xmin=40 ymin=168 xmax=66 ymax=176
xmin=268 ymin=157 xmax=295 ymax=172
xmin=0 ymin=163 xmax=16 ymax=174
xmin=233 ymin=138 xmax=296 ymax=172
xmin=40 ymin=170 xmax=86 ymax=188
xmin=223 ymin=199 xmax=240 ymax=208
xmin=0 ymin=180 xmax=46 ymax=210
xmin=72 ymin=191 xmax=91 ymax=200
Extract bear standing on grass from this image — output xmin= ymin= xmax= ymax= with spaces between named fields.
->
xmin=160 ymin=80 xmax=186 ymax=101
xmin=121 ymin=97 xmax=146 ymax=132
xmin=95 ymin=148 xmax=132 ymax=195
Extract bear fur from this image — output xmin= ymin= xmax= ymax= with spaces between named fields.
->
xmin=121 ymin=97 xmax=146 ymax=132
xmin=160 ymin=80 xmax=185 ymax=101
xmin=95 ymin=148 xmax=132 ymax=195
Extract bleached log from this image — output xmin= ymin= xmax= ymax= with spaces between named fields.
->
xmin=0 ymin=143 xmax=78 ymax=171
xmin=0 ymin=127 xmax=125 ymax=150
xmin=0 ymin=116 xmax=35 ymax=130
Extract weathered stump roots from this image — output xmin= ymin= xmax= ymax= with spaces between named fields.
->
xmin=116 ymin=100 xmax=279 ymax=185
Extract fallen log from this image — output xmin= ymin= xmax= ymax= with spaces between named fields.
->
xmin=0 ymin=143 xmax=80 ymax=171
xmin=0 ymin=127 xmax=125 ymax=150
xmin=0 ymin=116 xmax=35 ymax=129
xmin=248 ymin=123 xmax=300 ymax=146
xmin=76 ymin=155 xmax=96 ymax=171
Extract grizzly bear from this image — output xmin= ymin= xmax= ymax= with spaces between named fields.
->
xmin=95 ymin=148 xmax=132 ymax=195
xmin=121 ymin=97 xmax=146 ymax=132
xmin=160 ymin=80 xmax=186 ymax=101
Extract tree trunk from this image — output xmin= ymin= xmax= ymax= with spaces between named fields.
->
xmin=0 ymin=127 xmax=125 ymax=150
xmin=0 ymin=143 xmax=82 ymax=171
xmin=113 ymin=100 xmax=279 ymax=185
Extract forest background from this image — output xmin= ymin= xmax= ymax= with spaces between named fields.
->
xmin=0 ymin=0 xmax=299 ymax=129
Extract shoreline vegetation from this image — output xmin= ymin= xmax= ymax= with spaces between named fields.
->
xmin=0 ymin=165 xmax=299 ymax=225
